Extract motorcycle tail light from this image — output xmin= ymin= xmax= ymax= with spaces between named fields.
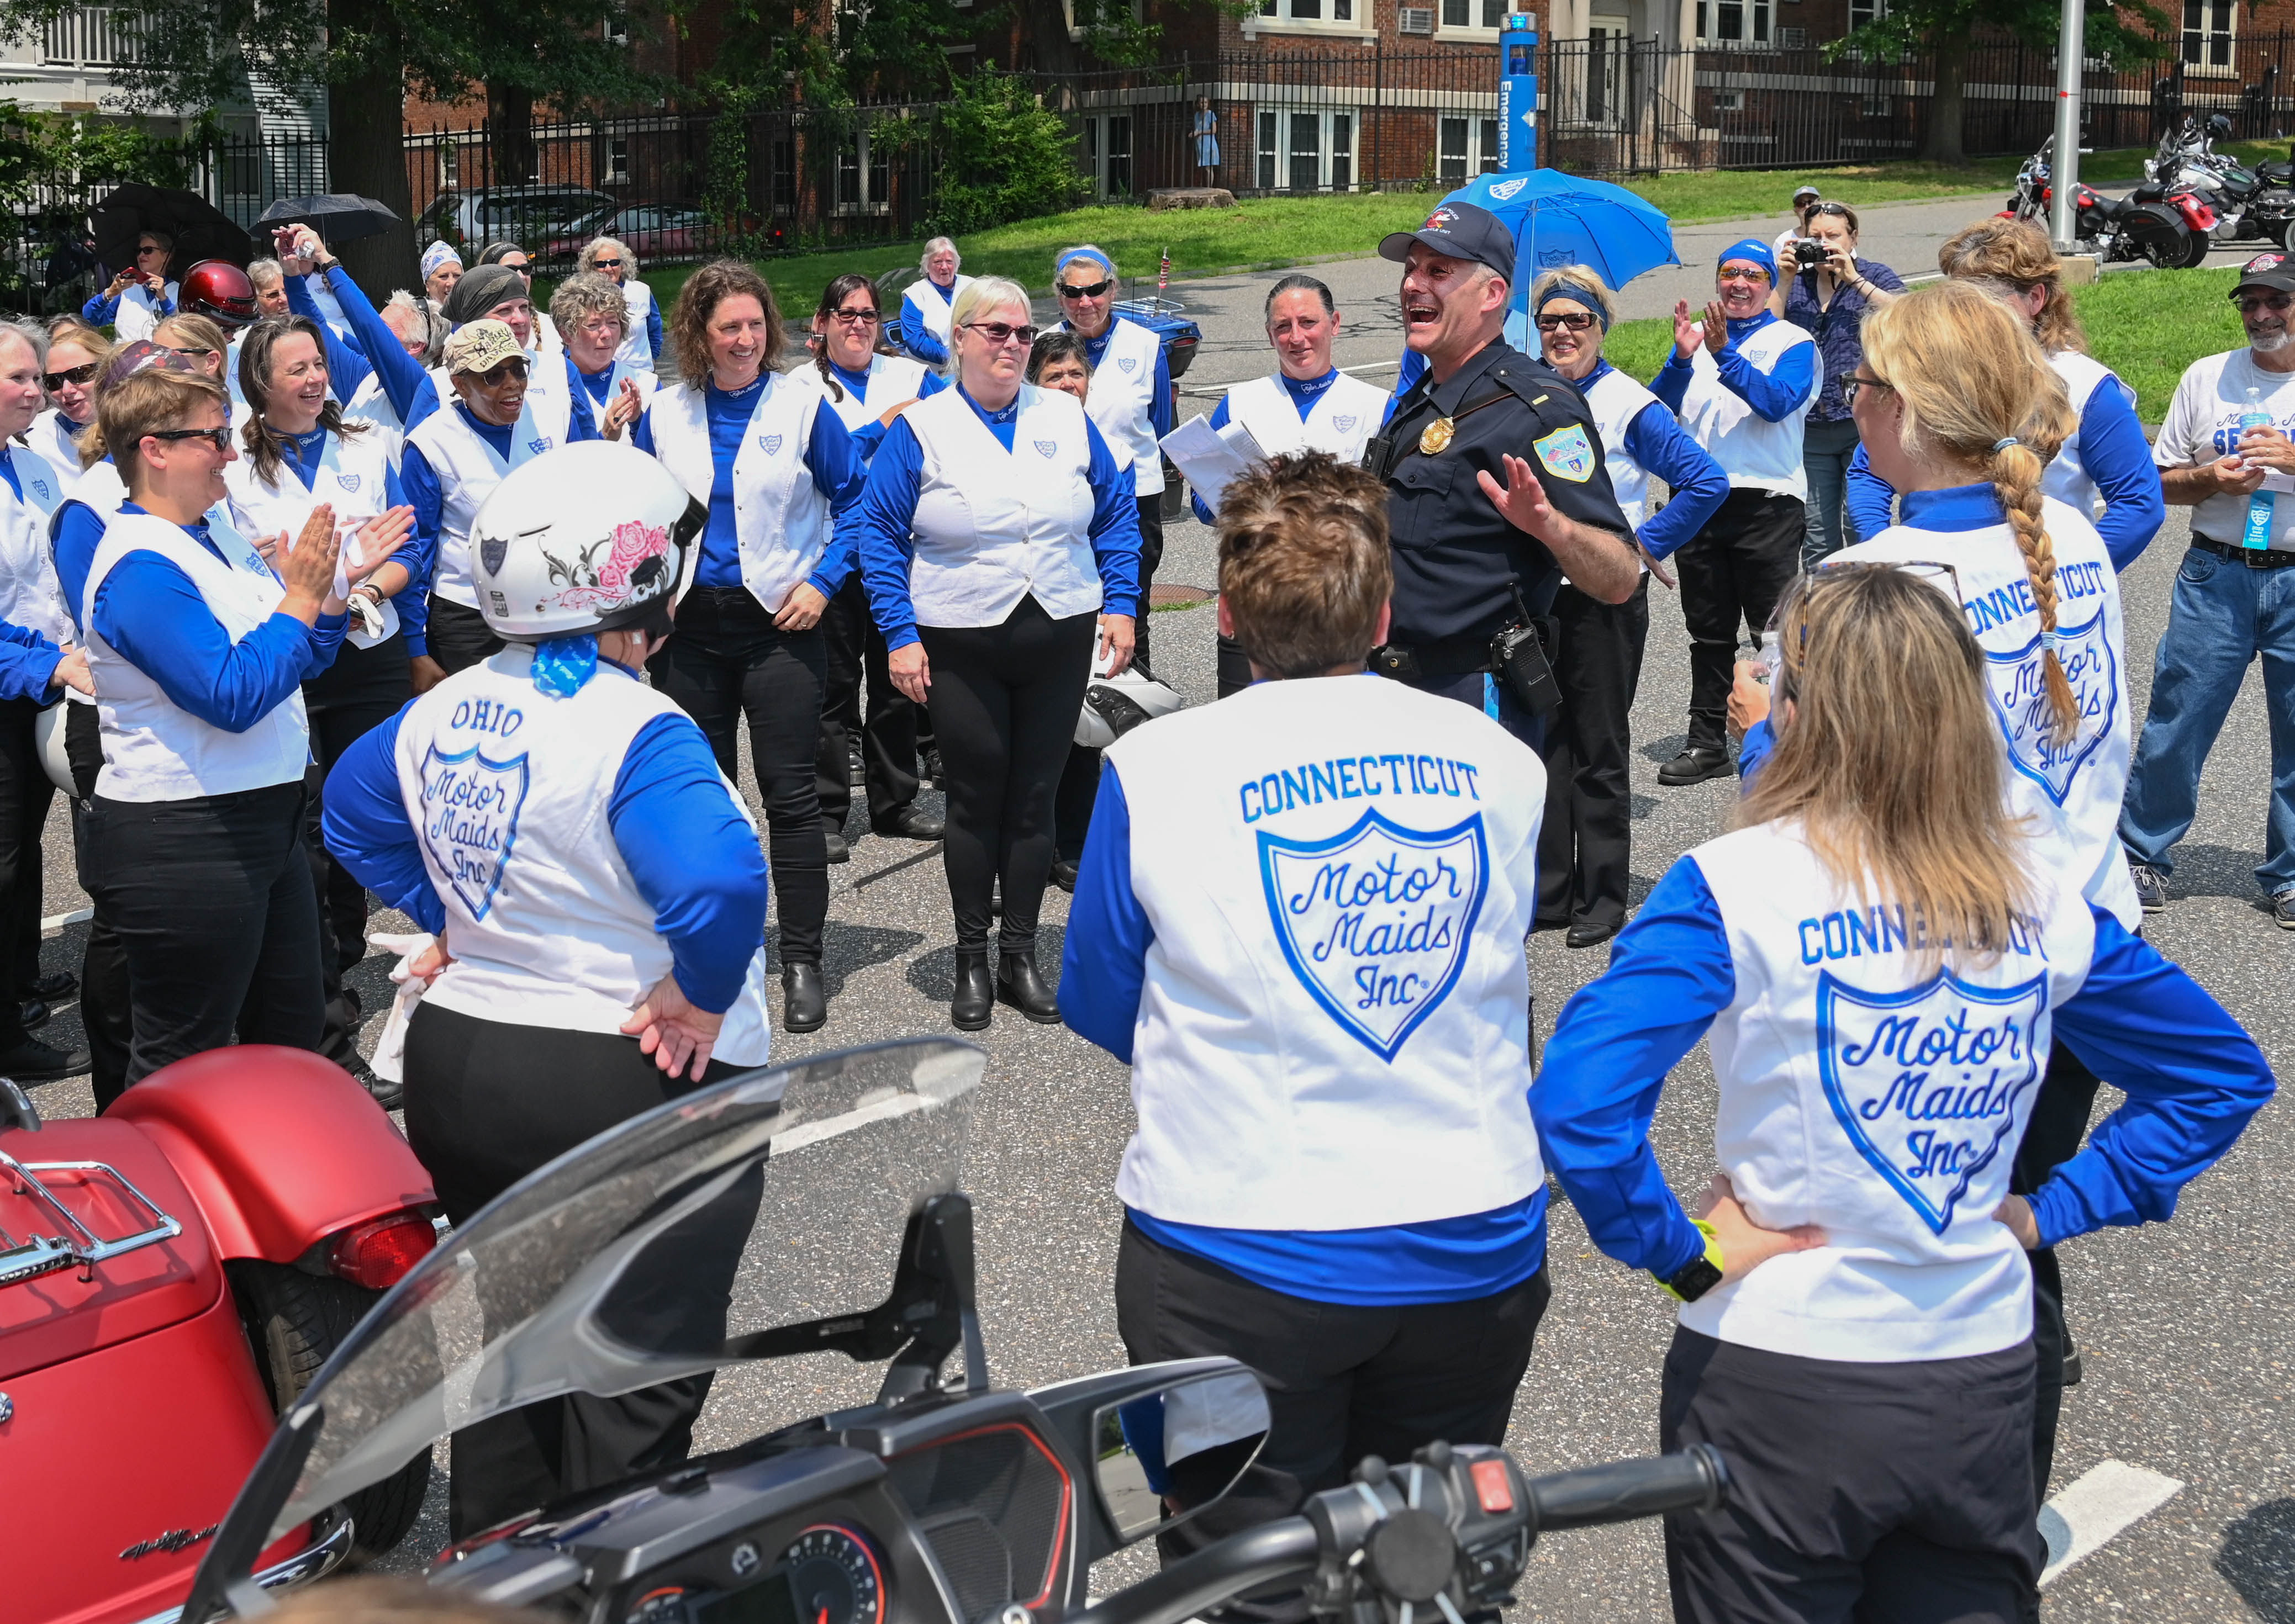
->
xmin=329 ymin=1210 xmax=438 ymax=1290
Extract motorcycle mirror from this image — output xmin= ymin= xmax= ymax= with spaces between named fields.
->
xmin=1091 ymin=1367 xmax=1273 ymax=1546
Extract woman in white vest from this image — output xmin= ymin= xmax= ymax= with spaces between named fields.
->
xmin=1846 ymin=218 xmax=2166 ymax=574
xmin=579 ymin=235 xmax=664 ymax=375
xmin=1649 ymin=238 xmax=1817 ymax=789
xmin=1059 ymin=452 xmax=1554 ymax=1563
xmin=78 ymin=362 xmax=408 ymax=1083
xmin=277 ymin=224 xmax=439 ymax=448
xmin=1051 ymin=245 xmax=1170 ymax=675
xmin=25 ymin=323 xmax=109 ymax=492
xmin=1536 ymin=565 xmax=2272 ymax=1624
xmin=1195 ymin=273 xmax=1390 ymax=697
xmin=477 ymin=242 xmax=563 ymax=356
xmin=402 ymin=318 xmax=600 ymax=685
xmin=321 ymin=442 xmax=771 ymax=1541
xmin=437 ymin=262 xmax=573 ymax=439
xmin=1530 ymin=266 xmax=1730 ymax=949
xmin=82 ymin=230 xmax=177 ymax=342
xmin=227 ymin=314 xmax=421 ymax=1104
xmin=551 ymin=272 xmax=653 ymax=443
xmin=856 ymin=274 xmax=1142 ymax=1030
xmin=795 ymin=272 xmax=946 ymax=861
xmin=0 ymin=319 xmax=91 ymax=1080
xmin=631 ymin=259 xmax=870 ymax=1036
xmin=899 ymin=236 xmax=973 ymax=370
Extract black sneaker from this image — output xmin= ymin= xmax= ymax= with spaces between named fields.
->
xmin=2130 ymin=863 xmax=2169 ymax=915
xmin=2273 ymin=888 xmax=2295 ymax=930
xmin=0 ymin=1034 xmax=89 ymax=1079
xmin=342 ymin=1052 xmax=402 ymax=1112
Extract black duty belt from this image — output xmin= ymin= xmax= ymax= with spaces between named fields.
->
xmin=2193 ymin=536 xmax=2295 ymax=568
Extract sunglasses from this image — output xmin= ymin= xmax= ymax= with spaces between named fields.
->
xmin=964 ymin=321 xmax=1040 ymax=347
xmin=1058 ymin=279 xmax=1114 ymax=300
xmin=1811 ymin=558 xmax=1961 ymax=597
xmin=1535 ymin=311 xmax=1598 ymax=332
xmin=592 ymin=256 xmax=624 ymax=268
xmin=2236 ymin=292 xmax=2294 ymax=314
xmin=829 ymin=306 xmax=881 ymax=325
xmin=1718 ymin=266 xmax=1770 ymax=283
xmin=43 ymin=362 xmax=98 ymax=390
xmin=145 ymin=426 xmax=231 ymax=452
xmin=1839 ymin=373 xmax=1895 ymax=407
xmin=473 ymin=359 xmax=530 ymax=385
xmin=1807 ymin=202 xmax=1853 ymax=218
xmin=162 ymin=345 xmax=215 ymax=360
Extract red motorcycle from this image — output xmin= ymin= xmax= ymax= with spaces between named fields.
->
xmin=2 ymin=1046 xmax=439 ymax=1624
xmin=2002 ymin=135 xmax=2210 ymax=268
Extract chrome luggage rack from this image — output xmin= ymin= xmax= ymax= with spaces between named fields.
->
xmin=0 ymin=1142 xmax=184 ymax=1287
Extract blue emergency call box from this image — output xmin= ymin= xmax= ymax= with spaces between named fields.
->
xmin=1497 ymin=14 xmax=1538 ymax=172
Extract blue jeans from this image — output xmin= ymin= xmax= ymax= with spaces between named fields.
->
xmin=2118 ymin=543 xmax=2295 ymax=895
xmin=1800 ymin=416 xmax=1863 ymax=570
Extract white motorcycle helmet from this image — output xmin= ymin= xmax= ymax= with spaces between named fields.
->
xmin=1075 ymin=658 xmax=1184 ymax=749
xmin=34 ymin=701 xmax=72 ymax=795
xmin=469 ymin=442 xmax=706 ymax=641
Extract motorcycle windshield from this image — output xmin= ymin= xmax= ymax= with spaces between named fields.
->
xmin=245 ymin=1036 xmax=983 ymax=1549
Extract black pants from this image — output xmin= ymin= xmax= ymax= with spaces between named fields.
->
xmin=650 ymin=588 xmax=828 ymax=965
xmin=1677 ymin=490 xmax=1804 ymax=752
xmin=1054 ymin=496 xmax=1163 ymax=855
xmin=1538 ymin=579 xmax=1652 ymax=932
xmin=1116 ymin=1220 xmax=1549 ymax=1585
xmin=305 ymin=633 xmax=413 ymax=1063
xmin=426 ymin=596 xmax=505 ymax=676
xmin=1660 ymin=1327 xmax=2042 ymax=1624
xmin=2011 ymin=1043 xmax=2103 ymax=1498
xmin=1132 ymin=493 xmax=1165 ymax=678
xmin=66 ymin=702 xmax=131 ymax=1107
xmin=403 ymin=1002 xmax=749 ymax=1538
xmin=814 ymin=577 xmax=919 ymax=832
xmin=83 ymin=780 xmax=323 ymax=1085
xmin=0 ymin=697 xmax=55 ymax=1051
xmin=919 ymin=596 xmax=1096 ymax=951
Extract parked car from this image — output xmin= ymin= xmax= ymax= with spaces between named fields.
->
xmin=543 ymin=202 xmax=713 ymax=266
xmin=415 ymin=186 xmax=620 ymax=253
xmin=4 ymin=1050 xmax=440 ymax=1622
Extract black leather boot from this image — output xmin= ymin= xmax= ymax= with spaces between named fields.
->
xmin=997 ymin=950 xmax=1061 ymax=1023
xmin=951 ymin=947 xmax=994 ymax=1031
xmin=782 ymin=962 xmax=826 ymax=1033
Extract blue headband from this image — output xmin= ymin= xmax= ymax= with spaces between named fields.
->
xmin=1535 ymin=282 xmax=1611 ymax=331
xmin=1056 ymin=246 xmax=1116 ymax=282
xmin=1717 ymin=238 xmax=1777 ymax=282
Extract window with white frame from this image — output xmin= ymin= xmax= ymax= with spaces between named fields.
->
xmin=2183 ymin=0 xmax=2234 ymax=67
xmin=1257 ymin=0 xmax=1356 ymax=23
xmin=1255 ymin=108 xmax=1357 ymax=192
xmin=1847 ymin=0 xmax=1885 ymax=29
xmin=1082 ymin=114 xmax=1134 ymax=199
xmin=603 ymin=9 xmax=627 ymax=43
xmin=1436 ymin=117 xmax=1502 ymax=181
xmin=1696 ymin=0 xmax=1770 ymax=43
xmin=604 ymin=135 xmax=630 ymax=183
xmin=1439 ymin=0 xmax=1512 ymax=27
xmin=835 ymin=124 xmax=892 ymax=213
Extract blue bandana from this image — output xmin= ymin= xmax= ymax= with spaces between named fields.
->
xmin=1717 ymin=237 xmax=1777 ymax=284
xmin=1534 ymin=283 xmax=1611 ymax=331
xmin=532 ymin=633 xmax=599 ymax=697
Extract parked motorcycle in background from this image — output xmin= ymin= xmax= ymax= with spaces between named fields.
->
xmin=2006 ymin=135 xmax=2202 ymax=268
xmin=2145 ymin=112 xmax=2295 ymax=253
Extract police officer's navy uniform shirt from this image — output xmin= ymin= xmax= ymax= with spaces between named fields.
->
xmin=1190 ymin=367 xmax=1389 ymax=525
xmin=1845 ymin=351 xmax=2163 ymax=570
xmin=1534 ymin=822 xmax=2273 ymax=1361
xmin=1381 ymin=339 xmax=1633 ymax=648
xmin=1060 ymin=672 xmax=1550 ymax=1305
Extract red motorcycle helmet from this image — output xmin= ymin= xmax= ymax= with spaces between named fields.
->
xmin=177 ymin=258 xmax=258 ymax=328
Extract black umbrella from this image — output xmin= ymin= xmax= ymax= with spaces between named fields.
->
xmin=89 ymin=183 xmax=254 ymax=275
xmin=255 ymin=192 xmax=402 ymax=246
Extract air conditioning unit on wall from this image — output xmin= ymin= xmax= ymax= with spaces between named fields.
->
xmin=1777 ymin=25 xmax=1807 ymax=44
xmin=1399 ymin=7 xmax=1434 ymax=32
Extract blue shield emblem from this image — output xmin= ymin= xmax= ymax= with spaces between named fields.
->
xmin=335 ymin=472 xmax=361 ymax=493
xmin=29 ymin=479 xmax=47 ymax=500
xmin=1532 ymin=424 xmax=1597 ymax=484
xmin=528 ymin=438 xmax=551 ymax=456
xmin=418 ymin=743 xmax=530 ymax=922
xmin=759 ymin=433 xmax=784 ymax=455
xmin=1982 ymin=606 xmax=2118 ymax=806
xmin=1816 ymin=968 xmax=2046 ymax=1235
xmin=1333 ymin=415 xmax=1358 ymax=432
xmin=1035 ymin=440 xmax=1058 ymax=458
xmin=1258 ymin=809 xmax=1488 ymax=1061
xmin=1117 ymin=356 xmax=1138 ymax=374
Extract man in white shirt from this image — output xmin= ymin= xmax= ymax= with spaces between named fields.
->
xmin=2121 ymin=250 xmax=2295 ymax=925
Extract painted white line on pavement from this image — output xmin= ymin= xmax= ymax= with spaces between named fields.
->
xmin=39 ymin=906 xmax=91 ymax=934
xmin=2038 ymin=1459 xmax=2184 ymax=1586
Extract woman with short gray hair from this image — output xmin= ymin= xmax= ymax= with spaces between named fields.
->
xmin=900 ymin=236 xmax=972 ymax=370
xmin=550 ymin=271 xmax=652 ymax=438
xmin=578 ymin=234 xmax=662 ymax=375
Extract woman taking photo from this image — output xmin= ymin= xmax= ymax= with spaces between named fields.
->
xmin=632 ymin=260 xmax=869 ymax=1036
xmin=1780 ymin=200 xmax=1904 ymax=566
xmin=1534 ymin=565 xmax=2272 ymax=1624
xmin=798 ymin=272 xmax=944 ymax=860
xmin=83 ymin=230 xmax=177 ymax=342
xmin=27 ymin=324 xmax=110 ymax=493
xmin=857 ymin=276 xmax=1142 ymax=1030
xmin=1846 ymin=218 xmax=2165 ymax=572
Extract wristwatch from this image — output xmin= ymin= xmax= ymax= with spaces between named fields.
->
xmin=1656 ymin=1219 xmax=1725 ymax=1303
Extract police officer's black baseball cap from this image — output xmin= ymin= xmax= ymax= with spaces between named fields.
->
xmin=1378 ymin=201 xmax=1516 ymax=285
xmin=2232 ymin=250 xmax=2295 ymax=298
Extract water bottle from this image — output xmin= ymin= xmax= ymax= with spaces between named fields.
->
xmin=2241 ymin=385 xmax=2276 ymax=551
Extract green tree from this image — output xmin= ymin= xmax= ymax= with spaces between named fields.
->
xmin=929 ymin=70 xmax=1083 ymax=233
xmin=1832 ymin=0 xmax=2169 ymax=166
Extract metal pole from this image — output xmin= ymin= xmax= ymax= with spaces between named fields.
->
xmin=2049 ymin=0 xmax=2084 ymax=250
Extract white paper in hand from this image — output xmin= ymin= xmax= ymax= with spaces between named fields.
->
xmin=1160 ymin=415 xmax=1269 ymax=519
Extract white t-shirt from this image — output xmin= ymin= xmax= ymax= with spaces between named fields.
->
xmin=2152 ymin=345 xmax=2295 ymax=549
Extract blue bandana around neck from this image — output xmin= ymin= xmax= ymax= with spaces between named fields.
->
xmin=532 ymin=633 xmax=599 ymax=696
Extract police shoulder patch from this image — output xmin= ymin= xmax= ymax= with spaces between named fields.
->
xmin=1532 ymin=423 xmax=1596 ymax=483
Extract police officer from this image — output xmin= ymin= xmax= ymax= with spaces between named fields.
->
xmin=1371 ymin=202 xmax=1642 ymax=747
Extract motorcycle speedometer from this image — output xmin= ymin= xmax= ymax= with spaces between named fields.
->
xmin=782 ymin=1524 xmax=888 ymax=1624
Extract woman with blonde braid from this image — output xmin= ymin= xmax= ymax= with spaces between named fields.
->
xmin=1732 ymin=278 xmax=2136 ymax=1496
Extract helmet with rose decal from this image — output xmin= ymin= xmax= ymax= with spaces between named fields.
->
xmin=468 ymin=441 xmax=706 ymax=640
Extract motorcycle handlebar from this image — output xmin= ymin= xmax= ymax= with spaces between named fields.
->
xmin=1079 ymin=1518 xmax=1323 ymax=1624
xmin=1527 ymin=1442 xmax=1730 ymax=1533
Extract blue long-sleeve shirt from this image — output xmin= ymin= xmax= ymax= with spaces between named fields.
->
xmin=82 ymin=284 xmax=173 ymax=327
xmin=322 ymin=676 xmax=771 ymax=1011
xmin=1651 ymin=311 xmax=1817 ymax=425
xmin=1578 ymin=358 xmax=1732 ymax=560
xmin=288 ymin=265 xmax=437 ymax=435
xmin=1843 ymin=373 xmax=2164 ymax=572
xmin=629 ymin=378 xmax=870 ymax=596
xmin=0 ymin=618 xmax=66 ymax=701
xmin=1189 ymin=369 xmax=1344 ymax=525
xmin=89 ymin=502 xmax=346 ymax=731
xmin=901 ymin=278 xmax=958 ymax=368
xmin=815 ymin=360 xmax=946 ymax=463
xmin=1531 ymin=856 xmax=2276 ymax=1281
xmin=856 ymin=387 xmax=1143 ymax=652
xmin=1059 ymin=760 xmax=1548 ymax=1305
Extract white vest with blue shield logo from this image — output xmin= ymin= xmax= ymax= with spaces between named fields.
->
xmin=393 ymin=647 xmax=774 ymax=1065
xmin=1581 ymin=367 xmax=1663 ymax=533
xmin=1106 ymin=672 xmax=1547 ymax=1232
xmin=646 ymin=373 xmax=831 ymax=614
xmin=225 ymin=424 xmax=402 ymax=647
xmin=1222 ymin=372 xmax=1389 ymax=467
xmin=1058 ymin=315 xmax=1166 ymax=496
xmin=1684 ymin=820 xmax=2096 ymax=1361
xmin=794 ymin=353 xmax=931 ymax=437
xmin=1672 ymin=317 xmax=1816 ymax=498
xmin=406 ymin=399 xmax=556 ymax=609
xmin=0 ymin=446 xmax=71 ymax=647
xmin=2045 ymin=350 xmax=2135 ymax=526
